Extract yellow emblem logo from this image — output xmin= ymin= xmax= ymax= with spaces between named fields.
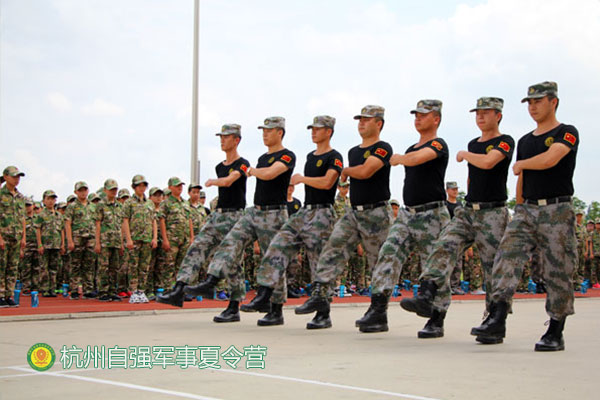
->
xmin=485 ymin=145 xmax=494 ymax=154
xmin=268 ymin=156 xmax=275 ymax=164
xmin=316 ymin=159 xmax=323 ymax=167
xmin=529 ymin=87 xmax=535 ymax=94
xmin=229 ymin=168 xmax=234 ymax=174
xmin=27 ymin=343 xmax=56 ymax=372
xmin=545 ymin=137 xmax=554 ymax=147
xmin=363 ymin=150 xmax=371 ymax=159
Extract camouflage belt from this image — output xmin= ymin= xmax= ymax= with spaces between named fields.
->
xmin=524 ymin=196 xmax=571 ymax=206
xmin=351 ymin=201 xmax=387 ymax=211
xmin=304 ymin=204 xmax=332 ymax=210
xmin=465 ymin=201 xmax=506 ymax=210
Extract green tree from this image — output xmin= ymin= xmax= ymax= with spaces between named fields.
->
xmin=507 ymin=197 xmax=517 ymax=211
xmin=587 ymin=201 xmax=600 ymax=220
xmin=572 ymin=196 xmax=586 ymax=213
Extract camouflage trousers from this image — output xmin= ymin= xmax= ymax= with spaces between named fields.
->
xmin=40 ymin=249 xmax=62 ymax=293
xmin=157 ymin=237 xmax=190 ymax=290
xmin=177 ymin=210 xmax=243 ymax=285
xmin=0 ymin=236 xmax=20 ymax=297
xmin=257 ymin=207 xmax=336 ymax=304
xmin=207 ymin=207 xmax=288 ymax=302
xmin=70 ymin=235 xmax=96 ymax=292
xmin=315 ymin=205 xmax=393 ymax=286
xmin=586 ymin=256 xmax=600 ymax=284
xmin=58 ymin=252 xmax=70 ymax=287
xmin=20 ymin=249 xmax=42 ymax=292
xmin=126 ymin=241 xmax=152 ymax=292
xmin=421 ymin=206 xmax=509 ymax=312
xmin=98 ymin=247 xmax=120 ymax=294
xmin=147 ymin=246 xmax=161 ymax=292
xmin=117 ymin=249 xmax=129 ymax=292
xmin=372 ymin=204 xmax=450 ymax=295
xmin=491 ymin=203 xmax=577 ymax=319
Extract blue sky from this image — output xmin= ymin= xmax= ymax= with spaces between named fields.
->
xmin=1 ymin=0 xmax=599 ymax=206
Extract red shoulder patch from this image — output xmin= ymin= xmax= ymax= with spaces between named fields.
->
xmin=374 ymin=148 xmax=388 ymax=158
xmin=240 ymin=164 xmax=248 ymax=173
xmin=334 ymin=159 xmax=343 ymax=168
xmin=498 ymin=141 xmax=511 ymax=152
xmin=431 ymin=140 xmax=443 ymax=151
xmin=280 ymin=155 xmax=292 ymax=163
xmin=563 ymin=132 xmax=577 ymax=146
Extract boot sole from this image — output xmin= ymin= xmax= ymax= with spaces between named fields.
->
xmin=307 ymin=321 xmax=332 ymax=330
xmin=470 ymin=327 xmax=505 ymax=337
xmin=156 ymin=298 xmax=183 ymax=308
xmin=294 ymin=303 xmax=328 ymax=315
xmin=400 ymin=299 xmax=432 ymax=318
xmin=418 ymin=331 xmax=444 ymax=338
xmin=257 ymin=319 xmax=284 ymax=326
xmin=213 ymin=316 xmax=241 ymax=323
xmin=358 ymin=324 xmax=389 ymax=333
xmin=240 ymin=305 xmax=271 ymax=313
xmin=476 ymin=335 xmax=504 ymax=344
xmin=534 ymin=344 xmax=565 ymax=351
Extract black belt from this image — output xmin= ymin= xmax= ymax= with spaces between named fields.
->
xmin=216 ymin=208 xmax=243 ymax=213
xmin=524 ymin=196 xmax=571 ymax=206
xmin=304 ymin=204 xmax=331 ymax=210
xmin=405 ymin=201 xmax=445 ymax=214
xmin=352 ymin=201 xmax=387 ymax=211
xmin=465 ymin=201 xmax=506 ymax=210
xmin=254 ymin=204 xmax=286 ymax=211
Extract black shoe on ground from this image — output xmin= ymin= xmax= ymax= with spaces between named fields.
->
xmin=471 ymin=301 xmax=509 ymax=344
xmin=0 ymin=297 xmax=8 ymax=308
xmin=70 ymin=292 xmax=80 ymax=300
xmin=5 ymin=297 xmax=18 ymax=307
xmin=214 ymin=301 xmax=240 ymax=323
xmin=534 ymin=318 xmax=566 ymax=352
xmin=110 ymin=294 xmax=122 ymax=301
xmin=287 ymin=287 xmax=301 ymax=299
xmin=83 ymin=292 xmax=96 ymax=299
xmin=157 ymin=281 xmax=187 ymax=307
xmin=400 ymin=280 xmax=437 ymax=318
xmin=295 ymin=282 xmax=329 ymax=315
xmin=241 ymin=286 xmax=273 ymax=313
xmin=257 ymin=303 xmax=284 ymax=326
xmin=357 ymin=293 xmax=389 ymax=333
xmin=185 ymin=274 xmax=219 ymax=298
xmin=98 ymin=294 xmax=111 ymax=301
xmin=418 ymin=309 xmax=446 ymax=338
xmin=307 ymin=310 xmax=332 ymax=330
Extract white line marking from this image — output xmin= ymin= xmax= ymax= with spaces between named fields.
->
xmin=8 ymin=367 xmax=222 ymax=400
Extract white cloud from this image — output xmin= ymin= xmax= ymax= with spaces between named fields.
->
xmin=81 ymin=98 xmax=125 ymax=116
xmin=46 ymin=91 xmax=72 ymax=112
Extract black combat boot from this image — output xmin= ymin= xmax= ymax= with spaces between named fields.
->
xmin=357 ymin=293 xmax=389 ymax=333
xmin=400 ymin=280 xmax=437 ymax=318
xmin=157 ymin=281 xmax=187 ymax=307
xmin=418 ymin=309 xmax=446 ymax=338
xmin=470 ymin=301 xmax=509 ymax=344
xmin=257 ymin=303 xmax=284 ymax=326
xmin=213 ymin=301 xmax=240 ymax=323
xmin=240 ymin=286 xmax=273 ymax=313
xmin=307 ymin=310 xmax=332 ymax=330
xmin=534 ymin=318 xmax=566 ymax=352
xmin=184 ymin=274 xmax=219 ymax=297
xmin=294 ymin=282 xmax=329 ymax=315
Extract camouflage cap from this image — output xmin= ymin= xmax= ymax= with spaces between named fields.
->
xmin=43 ymin=190 xmax=58 ymax=199
xmin=132 ymin=174 xmax=148 ymax=187
xmin=390 ymin=199 xmax=400 ymax=207
xmin=3 ymin=166 xmax=25 ymax=177
xmin=446 ymin=181 xmax=458 ymax=189
xmin=521 ymin=81 xmax=558 ymax=103
xmin=575 ymin=209 xmax=584 ymax=215
xmin=470 ymin=97 xmax=504 ymax=112
xmin=163 ymin=188 xmax=172 ymax=197
xmin=89 ymin=193 xmax=100 ymax=202
xmin=57 ymin=202 xmax=67 ymax=209
xmin=307 ymin=115 xmax=336 ymax=129
xmin=258 ymin=116 xmax=285 ymax=130
xmin=410 ymin=100 xmax=443 ymax=114
xmin=25 ymin=197 xmax=33 ymax=206
xmin=215 ymin=123 xmax=242 ymax=137
xmin=199 ymin=190 xmax=206 ymax=198
xmin=34 ymin=201 xmax=42 ymax=208
xmin=149 ymin=187 xmax=163 ymax=196
xmin=587 ymin=219 xmax=596 ymax=225
xmin=104 ymin=178 xmax=118 ymax=190
xmin=337 ymin=179 xmax=349 ymax=188
xmin=117 ymin=188 xmax=130 ymax=199
xmin=67 ymin=195 xmax=76 ymax=203
xmin=188 ymin=182 xmax=203 ymax=191
xmin=74 ymin=181 xmax=88 ymax=191
xmin=168 ymin=177 xmax=185 ymax=187
xmin=353 ymin=105 xmax=385 ymax=120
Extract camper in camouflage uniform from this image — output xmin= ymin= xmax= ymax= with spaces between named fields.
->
xmin=35 ymin=190 xmax=64 ymax=296
xmin=21 ymin=199 xmax=41 ymax=293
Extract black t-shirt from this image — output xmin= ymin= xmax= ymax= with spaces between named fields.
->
xmin=304 ymin=149 xmax=344 ymax=205
xmin=254 ymin=149 xmax=296 ymax=206
xmin=518 ymin=124 xmax=579 ymax=200
xmin=465 ymin=134 xmax=515 ymax=203
xmin=446 ymin=200 xmax=459 ymax=218
xmin=287 ymin=197 xmax=302 ymax=215
xmin=348 ymin=141 xmax=393 ymax=206
xmin=403 ymin=138 xmax=449 ymax=207
xmin=215 ymin=157 xmax=250 ymax=209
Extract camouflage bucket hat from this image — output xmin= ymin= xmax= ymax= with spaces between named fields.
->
xmin=168 ymin=177 xmax=185 ymax=187
xmin=215 ymin=123 xmax=242 ymax=137
xmin=446 ymin=181 xmax=458 ymax=189
xmin=104 ymin=178 xmax=118 ymax=190
xmin=470 ymin=97 xmax=504 ymax=112
xmin=117 ymin=188 xmax=130 ymax=199
xmin=354 ymin=105 xmax=385 ymax=120
xmin=307 ymin=115 xmax=336 ymax=129
xmin=258 ymin=116 xmax=285 ymax=130
xmin=149 ymin=187 xmax=163 ymax=196
xmin=3 ymin=166 xmax=25 ymax=177
xmin=521 ymin=81 xmax=558 ymax=103
xmin=132 ymin=174 xmax=148 ymax=186
xmin=410 ymin=99 xmax=443 ymax=114
xmin=74 ymin=181 xmax=88 ymax=191
xmin=43 ymin=189 xmax=58 ymax=199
